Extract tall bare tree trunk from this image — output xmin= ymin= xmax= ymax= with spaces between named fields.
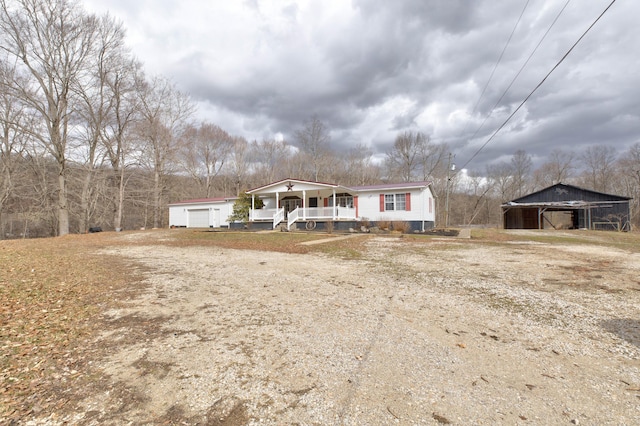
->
xmin=113 ymin=167 xmax=125 ymax=231
xmin=57 ymin=169 xmax=69 ymax=236
xmin=153 ymin=168 xmax=161 ymax=229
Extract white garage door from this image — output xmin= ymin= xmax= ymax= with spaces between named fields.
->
xmin=188 ymin=209 xmax=209 ymax=228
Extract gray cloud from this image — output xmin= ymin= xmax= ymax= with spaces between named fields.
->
xmin=83 ymin=0 xmax=640 ymax=172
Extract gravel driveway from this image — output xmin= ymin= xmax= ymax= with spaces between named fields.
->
xmin=53 ymin=231 xmax=640 ymax=425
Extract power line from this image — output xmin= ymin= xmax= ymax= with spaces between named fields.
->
xmin=458 ymin=0 xmax=617 ymax=173
xmin=464 ymin=0 xmax=571 ymax=149
xmin=458 ymin=0 xmax=530 ymax=141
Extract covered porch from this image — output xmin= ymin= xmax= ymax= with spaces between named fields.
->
xmin=246 ymin=179 xmax=358 ymax=230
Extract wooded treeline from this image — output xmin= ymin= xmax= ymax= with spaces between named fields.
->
xmin=1 ymin=0 xmax=638 ymax=238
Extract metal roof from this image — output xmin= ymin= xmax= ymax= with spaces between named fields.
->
xmin=168 ymin=197 xmax=237 ymax=206
xmin=501 ymin=199 xmax=628 ymax=209
xmin=348 ymin=181 xmax=433 ymax=191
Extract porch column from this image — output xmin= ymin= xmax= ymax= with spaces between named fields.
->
xmin=276 ymin=191 xmax=279 ymax=210
xmin=251 ymin=195 xmax=255 ymax=221
xmin=303 ymin=190 xmax=306 ymax=220
xmin=332 ymin=188 xmax=336 ymax=220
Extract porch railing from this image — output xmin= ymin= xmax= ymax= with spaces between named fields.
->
xmin=287 ymin=207 xmax=300 ymax=230
xmin=249 ymin=206 xmax=357 ymax=230
xmin=249 ymin=208 xmax=285 ymax=229
xmin=336 ymin=206 xmax=356 ymax=219
xmin=250 ymin=208 xmax=277 ymax=221
xmin=273 ymin=208 xmax=284 ymax=229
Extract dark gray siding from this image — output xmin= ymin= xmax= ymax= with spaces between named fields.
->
xmin=504 ymin=184 xmax=631 ymax=231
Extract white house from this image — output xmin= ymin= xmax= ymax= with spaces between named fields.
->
xmin=168 ymin=179 xmax=436 ymax=231
xmin=245 ymin=178 xmax=436 ymax=231
xmin=168 ymin=196 xmax=237 ymax=228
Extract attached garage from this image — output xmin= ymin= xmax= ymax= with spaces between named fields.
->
xmin=168 ymin=197 xmax=238 ymax=228
xmin=502 ymin=183 xmax=632 ymax=231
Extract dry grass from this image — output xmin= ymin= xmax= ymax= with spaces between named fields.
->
xmin=391 ymin=221 xmax=411 ymax=233
xmin=0 ymin=229 xmax=336 ymax=421
xmin=0 ymin=234 xmax=141 ymax=420
xmin=167 ymin=229 xmax=323 ymax=253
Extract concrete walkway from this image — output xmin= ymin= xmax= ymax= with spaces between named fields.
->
xmin=298 ymin=233 xmax=368 ymax=246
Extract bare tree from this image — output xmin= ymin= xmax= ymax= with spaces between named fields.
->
xmin=0 ymin=61 xmax=33 ymax=239
xmin=137 ymin=76 xmax=194 ymax=228
xmin=579 ymin=145 xmax=617 ymax=193
xmin=385 ymin=131 xmax=422 ymax=182
xmin=0 ymin=62 xmax=31 ymax=237
xmin=250 ymin=138 xmax=292 ymax=184
xmin=343 ymin=143 xmax=380 ymax=186
xmin=486 ymin=162 xmax=515 ymax=202
xmin=73 ymin=13 xmax=131 ymax=232
xmin=295 ymin=115 xmax=331 ymax=181
xmin=179 ymin=122 xmax=232 ymax=198
xmin=227 ymin=136 xmax=249 ymax=196
xmin=385 ymin=131 xmax=444 ymax=182
xmin=0 ymin=0 xmax=99 ymax=235
xmin=510 ymin=149 xmax=532 ymax=198
xmin=418 ymin=139 xmax=449 ymax=181
xmin=100 ymin=57 xmax=143 ymax=232
xmin=615 ymin=143 xmax=640 ymax=227
xmin=533 ymin=148 xmax=576 ymax=188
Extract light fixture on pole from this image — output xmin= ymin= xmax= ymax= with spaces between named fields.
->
xmin=445 ymin=154 xmax=455 ymax=228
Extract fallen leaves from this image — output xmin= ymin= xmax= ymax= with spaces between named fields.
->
xmin=0 ymin=234 xmax=138 ymax=422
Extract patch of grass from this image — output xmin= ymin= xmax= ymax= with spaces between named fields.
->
xmin=470 ymin=228 xmax=640 ymax=252
xmin=309 ymin=236 xmax=370 ymax=260
xmin=167 ymin=229 xmax=328 ymax=253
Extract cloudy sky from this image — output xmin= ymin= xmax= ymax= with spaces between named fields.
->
xmin=81 ymin=0 xmax=638 ymax=172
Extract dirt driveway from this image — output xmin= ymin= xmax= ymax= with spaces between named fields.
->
xmin=34 ymin=230 xmax=640 ymax=425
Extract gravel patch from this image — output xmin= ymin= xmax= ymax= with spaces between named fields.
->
xmin=36 ymin=233 xmax=640 ymax=425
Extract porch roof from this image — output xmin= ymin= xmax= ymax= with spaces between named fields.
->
xmin=246 ymin=178 xmax=352 ymax=196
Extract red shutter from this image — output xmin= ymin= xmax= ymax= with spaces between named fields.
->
xmin=354 ymin=196 xmax=359 ymax=217
xmin=379 ymin=194 xmax=385 ymax=212
xmin=324 ymin=197 xmax=328 ymax=207
xmin=406 ymin=193 xmax=411 ymax=211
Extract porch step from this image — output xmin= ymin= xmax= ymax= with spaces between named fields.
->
xmin=277 ymin=223 xmax=298 ymax=231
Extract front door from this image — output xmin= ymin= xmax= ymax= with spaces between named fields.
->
xmin=281 ymin=197 xmax=302 ymax=218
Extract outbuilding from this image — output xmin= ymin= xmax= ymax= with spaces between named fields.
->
xmin=168 ymin=197 xmax=237 ymax=228
xmin=502 ymin=183 xmax=632 ymax=231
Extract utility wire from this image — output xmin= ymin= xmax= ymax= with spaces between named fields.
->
xmin=464 ymin=0 xmax=571 ymax=149
xmin=458 ymin=0 xmax=617 ymax=172
xmin=459 ymin=0 xmax=530 ymax=140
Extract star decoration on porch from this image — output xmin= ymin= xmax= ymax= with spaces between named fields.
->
xmin=286 ymin=182 xmax=294 ymax=191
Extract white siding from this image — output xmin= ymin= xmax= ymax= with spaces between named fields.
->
xmin=169 ymin=200 xmax=237 ymax=228
xmin=169 ymin=205 xmax=188 ymax=227
xmin=358 ymin=188 xmax=435 ymax=224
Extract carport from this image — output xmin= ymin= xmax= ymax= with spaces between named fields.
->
xmin=502 ymin=183 xmax=632 ymax=231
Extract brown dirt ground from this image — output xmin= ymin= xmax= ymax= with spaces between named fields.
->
xmin=1 ymin=229 xmax=639 ymax=425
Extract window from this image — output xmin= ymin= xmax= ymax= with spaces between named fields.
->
xmin=381 ymin=193 xmax=410 ymax=211
xmin=385 ymin=194 xmax=394 ymax=211
xmin=328 ymin=193 xmax=354 ymax=208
